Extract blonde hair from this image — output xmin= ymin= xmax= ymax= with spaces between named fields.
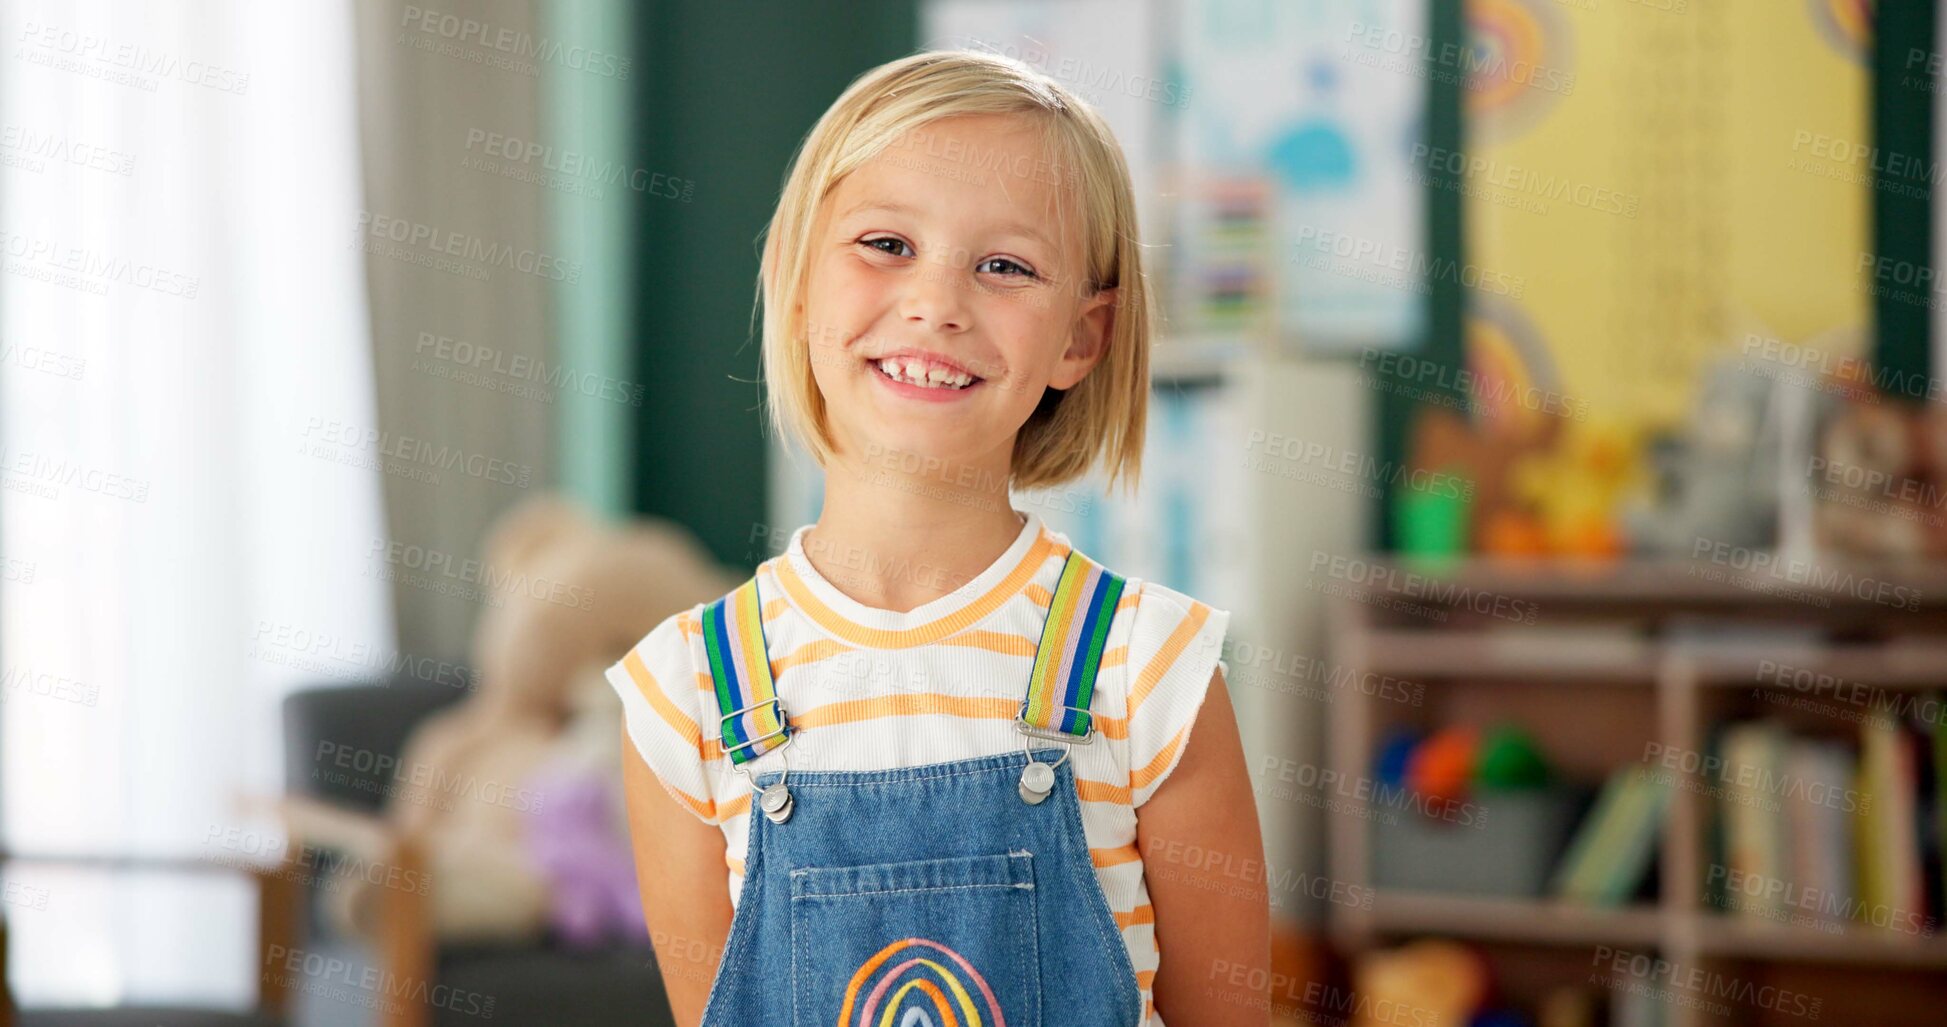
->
xmin=755 ymin=48 xmax=1151 ymax=496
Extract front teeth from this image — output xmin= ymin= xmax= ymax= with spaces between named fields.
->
xmin=874 ymin=358 xmax=976 ymax=390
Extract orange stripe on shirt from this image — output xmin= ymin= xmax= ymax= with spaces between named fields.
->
xmin=1092 ymin=844 xmax=1142 ymax=868
xmin=623 ymin=649 xmax=706 ymax=758
xmin=1115 ymin=903 xmax=1155 ymax=929
xmin=786 ymin=693 xmax=1131 ymax=741
xmin=936 ymin=629 xmax=1037 ymax=657
xmin=1132 ymin=722 xmax=1193 ymax=794
xmin=773 ymin=637 xmax=857 ymax=673
xmin=664 ymin=782 xmax=724 ymax=823
xmin=1129 ymin=599 xmax=1210 ymax=717
xmin=793 ymin=693 xmax=1022 ymax=728
xmin=769 ymin=531 xmax=1063 ymax=648
xmin=1077 ymin=777 xmax=1134 ymax=805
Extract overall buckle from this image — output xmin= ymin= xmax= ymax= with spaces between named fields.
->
xmin=722 ymin=698 xmax=795 ymax=823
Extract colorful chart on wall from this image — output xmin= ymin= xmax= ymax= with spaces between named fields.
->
xmin=1174 ymin=0 xmax=1427 ymax=353
xmin=1461 ymin=0 xmax=1872 ymax=430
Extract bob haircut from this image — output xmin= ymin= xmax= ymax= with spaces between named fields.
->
xmin=755 ymin=48 xmax=1151 ymax=496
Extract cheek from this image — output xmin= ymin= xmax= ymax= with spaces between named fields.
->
xmin=804 ymin=257 xmax=876 ymax=374
xmin=984 ymin=305 xmax=1067 ymax=389
xmin=821 ymin=253 xmax=887 ymax=303
xmin=816 ymin=259 xmax=892 ymax=321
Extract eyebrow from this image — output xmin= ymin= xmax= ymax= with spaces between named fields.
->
xmin=839 ymin=200 xmax=1061 ymax=255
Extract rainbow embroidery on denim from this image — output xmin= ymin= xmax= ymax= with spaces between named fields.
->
xmin=838 ymin=937 xmax=1005 ymax=1027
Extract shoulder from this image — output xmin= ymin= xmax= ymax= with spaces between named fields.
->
xmin=1114 ymin=576 xmax=1229 ymax=700
xmin=1104 ymin=573 xmax=1233 ymax=808
xmin=608 ymin=601 xmax=711 ymax=718
xmin=645 ymin=600 xmax=712 ymax=665
xmin=1122 ymin=577 xmax=1228 ymax=649
xmin=604 ymin=600 xmax=729 ymax=824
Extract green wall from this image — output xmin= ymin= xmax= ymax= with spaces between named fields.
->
xmin=627 ymin=2 xmax=918 ymax=569
xmin=1375 ymin=0 xmax=1468 ymax=551
xmin=547 ymin=0 xmax=636 ymax=520
xmin=1873 ymin=0 xmax=1936 ymax=395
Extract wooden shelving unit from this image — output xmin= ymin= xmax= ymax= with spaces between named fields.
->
xmin=1367 ymin=890 xmax=1666 ymax=948
xmin=1325 ymin=557 xmax=1947 ymax=1027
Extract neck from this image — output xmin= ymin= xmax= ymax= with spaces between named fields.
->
xmin=805 ymin=441 xmax=1026 ymax=614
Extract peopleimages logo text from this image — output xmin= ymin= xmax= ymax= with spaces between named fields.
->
xmin=353 ymin=212 xmax=580 ymax=284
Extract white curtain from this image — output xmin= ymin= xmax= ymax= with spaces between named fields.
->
xmin=1 ymin=0 xmax=392 ymax=1007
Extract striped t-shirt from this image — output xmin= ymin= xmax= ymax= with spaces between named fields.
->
xmin=605 ymin=509 xmax=1231 ymax=1027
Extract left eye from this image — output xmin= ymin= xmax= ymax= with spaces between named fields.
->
xmin=978 ymin=257 xmax=1037 ymax=279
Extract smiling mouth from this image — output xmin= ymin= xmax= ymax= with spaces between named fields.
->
xmin=869 ymin=356 xmax=984 ymax=391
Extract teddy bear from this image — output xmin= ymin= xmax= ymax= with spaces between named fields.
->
xmin=278 ymin=493 xmax=740 ymax=945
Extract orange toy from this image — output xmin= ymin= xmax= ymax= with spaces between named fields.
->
xmin=1480 ymin=508 xmax=1549 ymax=557
xmin=1352 ymin=939 xmax=1490 ymax=1027
xmin=1406 ymin=726 xmax=1479 ymax=807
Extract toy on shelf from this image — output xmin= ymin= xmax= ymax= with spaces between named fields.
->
xmin=1626 ymin=355 xmax=1791 ymax=555
xmin=1380 ymin=722 xmax=1554 ymax=806
xmin=1506 ymin=419 xmax=1641 ymax=559
xmin=1375 ymin=727 xmax=1423 ymax=790
xmin=1406 ymin=407 xmax=1565 ymax=558
xmin=1395 ymin=477 xmax=1474 ymax=561
xmin=1812 ymin=390 xmax=1947 ymax=559
xmin=1372 ymin=724 xmax=1575 ymax=898
xmin=1403 ymin=406 xmax=1640 ymax=559
xmin=1350 ymin=939 xmax=1490 ymax=1027
xmin=1407 ymin=726 xmax=1480 ymax=806
xmin=1475 ymin=724 xmax=1551 ymax=790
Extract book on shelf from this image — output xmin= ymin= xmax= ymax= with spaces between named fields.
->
xmin=1783 ymin=737 xmax=1855 ymax=919
xmin=1551 ymin=764 xmax=1669 ymax=906
xmin=1857 ymin=715 xmax=1925 ymax=925
xmin=1703 ymin=709 xmax=1944 ymax=935
xmin=1719 ymin=720 xmax=1789 ymax=920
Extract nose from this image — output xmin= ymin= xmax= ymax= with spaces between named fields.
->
xmin=899 ymin=255 xmax=969 ymax=333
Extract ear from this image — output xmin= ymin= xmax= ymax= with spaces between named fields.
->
xmin=1049 ymin=286 xmax=1118 ymax=391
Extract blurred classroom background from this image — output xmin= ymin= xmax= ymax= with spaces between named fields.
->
xmin=3 ymin=0 xmax=1946 ymax=1025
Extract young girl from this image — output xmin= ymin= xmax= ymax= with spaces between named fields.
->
xmin=608 ymin=50 xmax=1270 ymax=1027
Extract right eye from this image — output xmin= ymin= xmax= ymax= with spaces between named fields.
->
xmin=859 ymin=236 xmax=914 ymax=258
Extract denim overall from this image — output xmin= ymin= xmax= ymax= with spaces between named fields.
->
xmin=695 ymin=550 xmax=1145 ymax=1027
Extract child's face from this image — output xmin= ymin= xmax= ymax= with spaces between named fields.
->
xmin=801 ymin=113 xmax=1117 ymax=477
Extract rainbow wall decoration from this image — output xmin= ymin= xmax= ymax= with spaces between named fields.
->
xmin=1464 ymin=0 xmax=1574 ymax=143
xmin=838 ymin=937 xmax=1008 ymax=1027
xmin=1461 ymin=0 xmax=1872 ymax=431
xmin=1809 ymin=0 xmax=1873 ymax=62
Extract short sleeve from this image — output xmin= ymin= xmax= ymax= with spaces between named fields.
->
xmin=605 ymin=604 xmax=719 ymax=825
xmin=1122 ymin=580 xmax=1232 ymax=809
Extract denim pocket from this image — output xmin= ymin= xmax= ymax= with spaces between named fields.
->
xmin=790 ymin=850 xmax=1040 ymax=1027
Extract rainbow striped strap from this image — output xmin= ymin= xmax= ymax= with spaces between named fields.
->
xmin=700 ymin=576 xmax=790 ymax=766
xmin=1019 ymin=551 xmax=1126 ymax=740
